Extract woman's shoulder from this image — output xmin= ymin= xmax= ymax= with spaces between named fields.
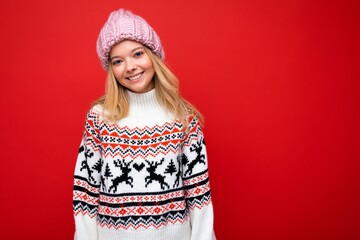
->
xmin=84 ymin=104 xmax=106 ymax=125
xmin=88 ymin=104 xmax=104 ymax=115
xmin=185 ymin=110 xmax=202 ymax=125
xmin=182 ymin=101 xmax=203 ymax=126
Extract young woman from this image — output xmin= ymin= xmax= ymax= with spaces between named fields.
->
xmin=73 ymin=8 xmax=215 ymax=240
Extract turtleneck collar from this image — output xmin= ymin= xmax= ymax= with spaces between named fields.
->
xmin=126 ymin=89 xmax=163 ymax=116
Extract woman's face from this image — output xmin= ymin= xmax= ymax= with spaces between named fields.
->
xmin=109 ymin=40 xmax=155 ymax=93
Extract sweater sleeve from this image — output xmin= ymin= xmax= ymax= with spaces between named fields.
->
xmin=182 ymin=116 xmax=216 ymax=240
xmin=73 ymin=109 xmax=103 ymax=240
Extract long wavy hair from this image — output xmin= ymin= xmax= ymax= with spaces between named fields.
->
xmin=93 ymin=45 xmax=203 ymax=128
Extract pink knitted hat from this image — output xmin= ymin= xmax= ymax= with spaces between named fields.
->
xmin=96 ymin=9 xmax=165 ymax=71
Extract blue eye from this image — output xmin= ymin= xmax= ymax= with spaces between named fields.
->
xmin=112 ymin=59 xmax=123 ymax=65
xmin=134 ymin=51 xmax=144 ymax=57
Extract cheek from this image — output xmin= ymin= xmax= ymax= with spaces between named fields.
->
xmin=146 ymin=64 xmax=155 ymax=76
xmin=144 ymin=62 xmax=155 ymax=79
xmin=145 ymin=61 xmax=153 ymax=70
xmin=112 ymin=67 xmax=125 ymax=78
xmin=142 ymin=56 xmax=154 ymax=71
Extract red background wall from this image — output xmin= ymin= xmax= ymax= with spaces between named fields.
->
xmin=0 ymin=0 xmax=359 ymax=239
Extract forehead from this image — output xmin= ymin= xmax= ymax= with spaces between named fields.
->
xmin=110 ymin=40 xmax=143 ymax=57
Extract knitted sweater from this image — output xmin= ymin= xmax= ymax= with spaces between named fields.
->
xmin=73 ymin=89 xmax=215 ymax=240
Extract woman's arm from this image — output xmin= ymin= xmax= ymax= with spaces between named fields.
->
xmin=182 ymin=116 xmax=216 ymax=240
xmin=73 ymin=109 xmax=103 ymax=240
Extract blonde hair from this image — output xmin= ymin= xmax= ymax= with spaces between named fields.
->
xmin=93 ymin=46 xmax=203 ymax=127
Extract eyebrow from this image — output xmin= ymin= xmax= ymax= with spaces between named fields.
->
xmin=110 ymin=46 xmax=144 ymax=60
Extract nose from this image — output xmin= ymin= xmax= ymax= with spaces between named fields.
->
xmin=126 ymin=59 xmax=137 ymax=72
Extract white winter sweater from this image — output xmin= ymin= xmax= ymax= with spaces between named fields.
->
xmin=73 ymin=89 xmax=215 ymax=240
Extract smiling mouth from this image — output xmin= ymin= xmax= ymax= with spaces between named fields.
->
xmin=126 ymin=72 xmax=144 ymax=81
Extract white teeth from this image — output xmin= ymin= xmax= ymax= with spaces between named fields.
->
xmin=128 ymin=73 xmax=143 ymax=80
